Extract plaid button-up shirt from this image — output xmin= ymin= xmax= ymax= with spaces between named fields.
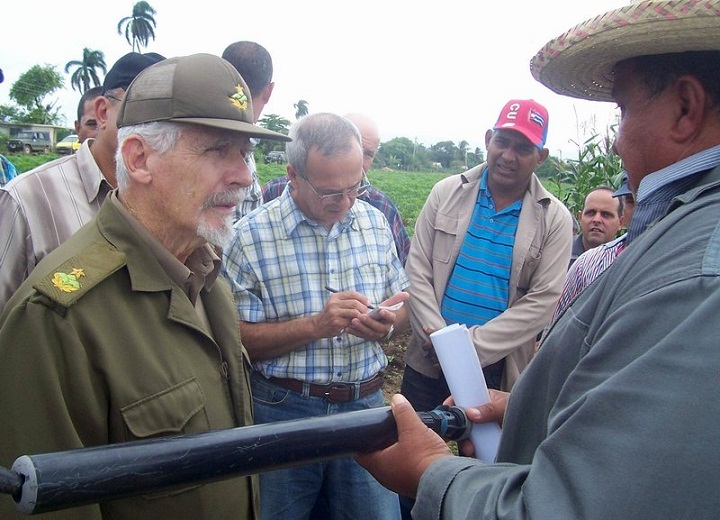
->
xmin=223 ymin=188 xmax=409 ymax=384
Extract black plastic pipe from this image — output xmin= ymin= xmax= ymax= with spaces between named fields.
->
xmin=7 ymin=405 xmax=468 ymax=515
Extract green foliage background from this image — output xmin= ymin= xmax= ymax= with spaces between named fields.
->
xmin=9 ymin=126 xmax=622 ymax=239
xmin=257 ymin=163 xmax=446 ymax=235
xmin=549 ymin=132 xmax=624 ymax=218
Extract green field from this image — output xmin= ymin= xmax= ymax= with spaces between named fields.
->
xmin=7 ymin=153 xmax=449 ymax=235
xmin=257 ymin=163 xmax=446 ymax=234
xmin=5 ymin=153 xmax=56 ymax=175
xmin=9 ymin=154 xmax=572 ymax=237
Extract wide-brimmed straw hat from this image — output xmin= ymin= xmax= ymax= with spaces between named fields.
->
xmin=530 ymin=0 xmax=720 ymax=102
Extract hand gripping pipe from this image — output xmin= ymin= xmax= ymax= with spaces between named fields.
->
xmin=1 ymin=405 xmax=469 ymax=515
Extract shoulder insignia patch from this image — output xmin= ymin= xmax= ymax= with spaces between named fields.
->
xmin=34 ymin=242 xmax=127 ymax=308
xmin=51 ymin=268 xmax=86 ymax=292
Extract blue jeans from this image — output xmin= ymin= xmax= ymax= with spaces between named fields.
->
xmin=251 ymin=373 xmax=401 ymax=520
xmin=399 ymin=365 xmax=451 ymax=413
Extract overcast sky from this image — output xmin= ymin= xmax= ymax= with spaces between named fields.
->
xmin=0 ymin=0 xmax=627 ymax=158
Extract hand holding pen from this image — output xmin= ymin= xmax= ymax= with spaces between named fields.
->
xmin=324 ymin=286 xmax=409 ymax=341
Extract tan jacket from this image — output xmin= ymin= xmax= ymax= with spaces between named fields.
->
xmin=404 ymin=164 xmax=572 ymax=390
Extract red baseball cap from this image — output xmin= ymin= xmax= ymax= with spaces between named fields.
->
xmin=493 ymin=99 xmax=549 ymax=149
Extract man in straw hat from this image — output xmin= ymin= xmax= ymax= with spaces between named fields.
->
xmin=0 ymin=53 xmax=289 ymax=519
xmin=356 ymin=1 xmax=720 ymax=518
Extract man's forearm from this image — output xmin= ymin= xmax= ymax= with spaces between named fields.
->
xmin=240 ymin=317 xmax=322 ymax=361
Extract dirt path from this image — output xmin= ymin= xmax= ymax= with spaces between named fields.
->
xmin=382 ymin=329 xmax=411 ymax=402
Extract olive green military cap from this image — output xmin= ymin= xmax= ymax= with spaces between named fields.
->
xmin=116 ymin=53 xmax=290 ymax=142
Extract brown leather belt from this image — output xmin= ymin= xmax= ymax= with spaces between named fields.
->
xmin=268 ymin=374 xmax=384 ymax=404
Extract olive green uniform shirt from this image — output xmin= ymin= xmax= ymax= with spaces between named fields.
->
xmin=0 ymin=198 xmax=258 ymax=519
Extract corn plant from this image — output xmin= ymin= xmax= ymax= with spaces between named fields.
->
xmin=548 ymin=129 xmax=624 ymax=219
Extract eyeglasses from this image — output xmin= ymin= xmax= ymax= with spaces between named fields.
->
xmin=298 ymin=170 xmax=370 ymax=201
xmin=105 ymin=94 xmax=122 ymax=103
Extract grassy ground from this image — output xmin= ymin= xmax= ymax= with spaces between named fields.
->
xmin=257 ymin=162 xmax=447 ymax=236
xmin=5 ymin=152 xmax=60 ymax=174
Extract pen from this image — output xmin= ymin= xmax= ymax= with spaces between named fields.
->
xmin=325 ymin=286 xmax=375 ymax=310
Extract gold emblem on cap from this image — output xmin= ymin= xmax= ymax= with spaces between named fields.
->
xmin=230 ymin=85 xmax=249 ymax=111
xmin=51 ymin=268 xmax=86 ymax=293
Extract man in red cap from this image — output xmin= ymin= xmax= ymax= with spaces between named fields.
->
xmin=397 ymin=99 xmax=572 ymax=516
xmin=401 ymin=97 xmax=571 ymax=398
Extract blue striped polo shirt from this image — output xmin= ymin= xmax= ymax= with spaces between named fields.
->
xmin=440 ymin=168 xmax=521 ymax=326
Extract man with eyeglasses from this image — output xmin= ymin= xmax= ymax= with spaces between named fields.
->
xmin=222 ymin=112 xmax=409 ymax=520
xmin=0 ymin=52 xmax=164 ymax=312
xmin=263 ymin=112 xmax=412 ymax=265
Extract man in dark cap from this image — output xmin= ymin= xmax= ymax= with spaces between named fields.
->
xmin=357 ymin=1 xmax=720 ymax=518
xmin=0 ymin=53 xmax=289 ymax=519
xmin=0 ymin=52 xmax=164 ymax=312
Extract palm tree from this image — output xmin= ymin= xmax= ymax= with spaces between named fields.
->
xmin=117 ymin=1 xmax=157 ymax=52
xmin=458 ymin=139 xmax=469 ymax=168
xmin=293 ymin=99 xmax=309 ymax=120
xmin=65 ymin=48 xmax=107 ymax=93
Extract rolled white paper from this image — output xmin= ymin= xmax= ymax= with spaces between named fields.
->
xmin=430 ymin=323 xmax=501 ymax=462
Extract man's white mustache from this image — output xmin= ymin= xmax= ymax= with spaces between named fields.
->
xmin=204 ymin=189 xmax=245 ymax=209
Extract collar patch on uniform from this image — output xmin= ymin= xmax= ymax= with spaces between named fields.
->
xmin=52 ymin=268 xmax=86 ymax=293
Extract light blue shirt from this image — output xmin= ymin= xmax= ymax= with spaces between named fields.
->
xmin=636 ymin=144 xmax=720 ymax=201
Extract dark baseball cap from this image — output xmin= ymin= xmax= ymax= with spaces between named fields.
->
xmin=613 ymin=173 xmax=631 ymax=198
xmin=103 ymin=52 xmax=166 ymax=93
xmin=116 ymin=53 xmax=290 ymax=142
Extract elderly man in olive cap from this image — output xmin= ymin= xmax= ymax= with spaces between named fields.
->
xmin=357 ymin=2 xmax=720 ymax=519
xmin=0 ymin=53 xmax=289 ymax=519
xmin=0 ymin=52 xmax=165 ymax=312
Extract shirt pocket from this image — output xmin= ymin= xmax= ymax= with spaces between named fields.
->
xmin=432 ymin=212 xmax=459 ymax=264
xmin=121 ymin=377 xmax=209 ymax=440
xmin=516 ymin=244 xmax=542 ymax=294
xmin=351 ymin=264 xmax=386 ymax=302
xmin=120 ymin=378 xmax=211 ymax=499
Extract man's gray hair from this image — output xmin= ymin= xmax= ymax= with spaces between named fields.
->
xmin=115 ymin=122 xmax=186 ymax=191
xmin=286 ymin=113 xmax=361 ymax=177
